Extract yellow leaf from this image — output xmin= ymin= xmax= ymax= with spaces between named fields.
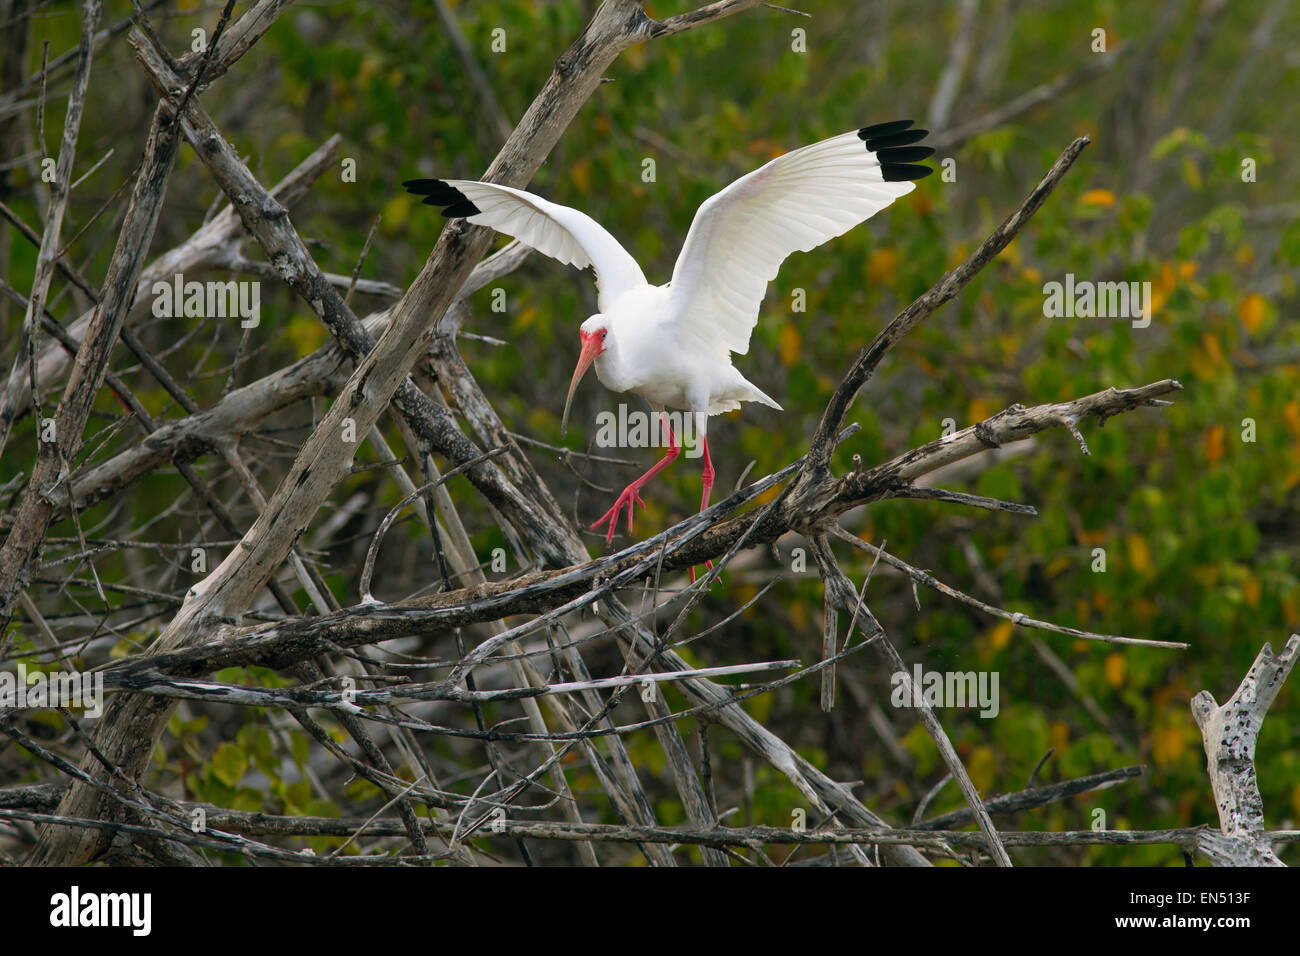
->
xmin=967 ymin=397 xmax=995 ymax=423
xmin=1152 ymin=723 xmax=1188 ymax=768
xmin=569 ymin=158 xmax=592 ymax=193
xmin=1076 ymin=527 xmax=1108 ymax=547
xmin=1204 ymin=424 xmax=1226 ymax=466
xmin=287 ymin=316 xmax=326 ymax=355
xmin=1126 ymin=533 xmax=1152 ymax=575
xmin=778 ymin=322 xmax=801 ymax=367
xmin=514 ymin=304 xmax=539 ymax=330
xmin=381 ymin=193 xmax=410 ymax=230
xmin=968 ymin=745 xmax=995 ymax=793
xmin=1285 ymin=401 xmax=1300 ymax=435
xmin=1050 ymin=721 xmax=1070 ymax=753
xmin=1285 ymin=590 xmax=1300 ymax=624
xmin=1238 ymin=293 xmax=1268 ymax=334
xmin=867 ymin=247 xmax=898 ymax=285
xmin=1157 ymin=261 xmax=1177 ymax=293
xmin=1242 ymin=578 xmax=1261 ymax=608
xmin=788 ymin=598 xmax=808 ymax=632
xmin=1104 ymin=652 xmax=1126 ymax=688
xmin=989 ymin=619 xmax=1014 ymax=650
xmin=1201 ymin=331 xmax=1224 ymax=367
xmin=1079 ymin=188 xmax=1116 ymax=207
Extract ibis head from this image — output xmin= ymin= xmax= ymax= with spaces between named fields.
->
xmin=561 ymin=316 xmax=610 ymax=437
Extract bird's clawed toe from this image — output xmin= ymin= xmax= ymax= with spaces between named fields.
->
xmin=591 ymin=485 xmax=648 ymax=544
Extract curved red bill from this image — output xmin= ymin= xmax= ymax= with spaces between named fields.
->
xmin=561 ymin=332 xmax=603 ymax=437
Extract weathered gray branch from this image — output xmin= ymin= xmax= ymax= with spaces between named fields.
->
xmin=803 ymin=136 xmax=1091 ymax=477
xmin=1191 ymin=635 xmax=1298 ymax=866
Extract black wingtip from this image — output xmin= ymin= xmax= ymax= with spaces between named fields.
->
xmin=862 ymin=127 xmax=929 ymax=150
xmin=403 ymin=178 xmax=481 ymax=217
xmin=858 ymin=119 xmax=914 ymax=141
xmin=858 ymin=121 xmax=935 ymax=181
xmin=881 ymin=163 xmax=935 ymax=182
xmin=875 ymin=145 xmax=935 ymax=164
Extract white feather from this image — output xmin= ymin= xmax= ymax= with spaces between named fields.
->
xmin=666 ymin=131 xmax=917 ymax=356
xmin=443 ymin=180 xmax=646 ymax=312
xmin=420 ymin=128 xmax=924 ymax=420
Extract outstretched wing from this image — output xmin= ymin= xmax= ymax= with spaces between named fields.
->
xmin=667 ymin=121 xmax=933 ymax=356
xmin=403 ymin=179 xmax=647 ymax=311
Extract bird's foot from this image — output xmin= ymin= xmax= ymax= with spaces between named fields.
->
xmin=689 ymin=560 xmax=717 ymax=585
xmin=591 ymin=484 xmax=648 ymax=544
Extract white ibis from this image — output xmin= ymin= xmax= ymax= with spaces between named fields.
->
xmin=405 ymin=120 xmax=933 ymax=557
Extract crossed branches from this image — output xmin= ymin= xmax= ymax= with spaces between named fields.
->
xmin=1 ymin=0 xmax=1284 ymax=869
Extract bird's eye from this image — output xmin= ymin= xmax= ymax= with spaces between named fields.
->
xmin=599 ymin=329 xmax=607 ymax=339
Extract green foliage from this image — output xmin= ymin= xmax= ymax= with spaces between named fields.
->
xmin=2 ymin=0 xmax=1297 ymax=866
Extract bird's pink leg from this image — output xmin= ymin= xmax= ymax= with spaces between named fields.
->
xmin=690 ymin=434 xmax=717 ymax=584
xmin=592 ymin=415 xmax=679 ymax=544
xmin=699 ymin=433 xmax=715 ymax=512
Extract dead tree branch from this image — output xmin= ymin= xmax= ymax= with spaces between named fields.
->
xmin=1191 ymin=635 xmax=1298 ymax=866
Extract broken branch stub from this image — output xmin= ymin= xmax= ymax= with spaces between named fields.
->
xmin=1191 ymin=634 xmax=1298 ymax=866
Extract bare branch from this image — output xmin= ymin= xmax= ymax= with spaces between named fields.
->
xmin=804 ymin=136 xmax=1091 ymax=471
xmin=1191 ymin=635 xmax=1299 ymax=866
